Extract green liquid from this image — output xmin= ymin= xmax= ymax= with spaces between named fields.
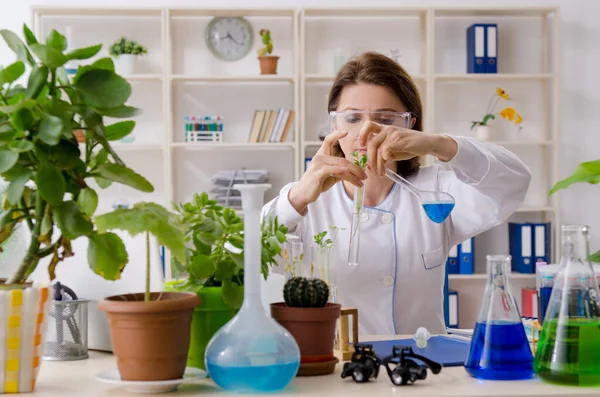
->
xmin=534 ymin=318 xmax=600 ymax=386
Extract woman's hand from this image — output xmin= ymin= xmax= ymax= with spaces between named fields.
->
xmin=288 ymin=131 xmax=367 ymax=214
xmin=358 ymin=121 xmax=458 ymax=176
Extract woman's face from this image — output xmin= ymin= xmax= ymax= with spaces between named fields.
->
xmin=335 ymin=83 xmax=408 ymax=161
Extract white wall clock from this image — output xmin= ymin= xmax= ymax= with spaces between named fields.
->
xmin=205 ymin=17 xmax=254 ymax=62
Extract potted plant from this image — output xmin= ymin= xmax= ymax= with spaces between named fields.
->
xmin=257 ymin=29 xmax=279 ymax=75
xmin=95 ymin=203 xmax=201 ymax=381
xmin=164 ymin=192 xmax=288 ymax=370
xmin=0 ymin=24 xmax=149 ymax=391
xmin=471 ymin=87 xmax=523 ymax=141
xmin=270 ymin=276 xmax=341 ymax=376
xmin=109 ymin=37 xmax=147 ymax=75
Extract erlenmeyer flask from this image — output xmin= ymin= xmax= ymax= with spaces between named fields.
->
xmin=204 ymin=184 xmax=300 ymax=392
xmin=534 ymin=225 xmax=600 ymax=386
xmin=465 ymin=255 xmax=534 ymax=380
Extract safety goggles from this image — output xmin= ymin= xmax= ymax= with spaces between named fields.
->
xmin=329 ymin=110 xmax=413 ymax=137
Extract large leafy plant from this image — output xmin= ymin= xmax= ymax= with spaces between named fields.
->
xmin=549 ymin=159 xmax=600 ymax=262
xmin=171 ymin=192 xmax=288 ymax=308
xmin=0 ymin=25 xmax=153 ymax=284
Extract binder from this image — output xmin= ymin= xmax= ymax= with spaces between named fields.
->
xmin=448 ymin=290 xmax=459 ymax=328
xmin=485 ymin=24 xmax=498 ymax=73
xmin=521 ymin=288 xmax=538 ymax=318
xmin=305 ymin=157 xmax=312 ymax=171
xmin=447 ymin=244 xmax=459 ymax=274
xmin=509 ymin=223 xmax=534 ymax=273
xmin=458 ymin=237 xmax=474 ymax=274
xmin=533 ymin=222 xmax=551 ymax=264
xmin=467 ymin=24 xmax=486 ymax=73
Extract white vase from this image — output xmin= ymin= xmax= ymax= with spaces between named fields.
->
xmin=475 ymin=125 xmax=492 ymax=141
xmin=114 ymin=54 xmax=136 ymax=75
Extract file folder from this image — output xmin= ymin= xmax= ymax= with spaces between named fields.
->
xmin=467 ymin=24 xmax=486 ymax=73
xmin=448 ymin=290 xmax=459 ymax=328
xmin=521 ymin=288 xmax=538 ymax=318
xmin=485 ymin=24 xmax=498 ymax=73
xmin=459 ymin=237 xmax=474 ymax=274
xmin=447 ymin=244 xmax=459 ymax=274
xmin=509 ymin=223 xmax=534 ymax=273
xmin=533 ymin=222 xmax=551 ymax=264
xmin=304 ymin=157 xmax=312 ymax=171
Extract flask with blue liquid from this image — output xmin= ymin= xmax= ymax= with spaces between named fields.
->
xmin=464 ymin=254 xmax=534 ymax=380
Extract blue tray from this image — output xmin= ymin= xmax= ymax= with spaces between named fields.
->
xmin=361 ymin=335 xmax=471 ymax=367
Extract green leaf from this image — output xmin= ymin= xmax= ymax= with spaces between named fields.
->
xmin=74 ymin=69 xmax=131 ymax=109
xmin=34 ymin=141 xmax=81 ymax=170
xmin=77 ymin=187 xmax=98 ymax=216
xmin=222 ymin=279 xmax=243 ymax=309
xmin=190 ymin=254 xmax=214 ymax=279
xmin=8 ymin=139 xmax=33 ymax=153
xmin=97 ymin=105 xmax=141 ymax=118
xmin=87 ymin=231 xmax=128 ymax=280
xmin=0 ymin=29 xmax=34 ymax=66
xmin=228 ymin=250 xmax=244 ymax=268
xmin=73 ymin=57 xmax=114 ymax=84
xmin=95 ymin=202 xmax=187 ymax=263
xmin=6 ymin=169 xmax=32 ymax=205
xmin=26 ymin=65 xmax=49 ymax=99
xmin=0 ymin=61 xmax=25 ymax=85
xmin=0 ymin=99 xmax=36 ymax=114
xmin=29 ymin=43 xmax=68 ymax=69
xmin=10 ymin=108 xmax=34 ymax=131
xmin=92 ymin=163 xmax=154 ymax=193
xmin=228 ymin=235 xmax=244 ymax=249
xmin=0 ymin=148 xmax=18 ymax=173
xmin=37 ymin=164 xmax=65 ymax=205
xmin=0 ymin=129 xmax=15 ymax=145
xmin=46 ymin=29 xmax=67 ymax=51
xmin=37 ymin=114 xmax=64 ymax=145
xmin=66 ymin=44 xmax=102 ymax=60
xmin=105 ymin=120 xmax=135 ymax=141
xmin=94 ymin=176 xmax=112 ymax=189
xmin=23 ymin=25 xmax=37 ymax=46
xmin=53 ymin=200 xmax=93 ymax=239
xmin=214 ymin=258 xmax=236 ymax=282
xmin=549 ymin=160 xmax=600 ymax=195
xmin=589 ymin=250 xmax=600 ymax=263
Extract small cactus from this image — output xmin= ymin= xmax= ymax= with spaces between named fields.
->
xmin=284 ymin=277 xmax=329 ymax=308
xmin=257 ymin=29 xmax=273 ymax=57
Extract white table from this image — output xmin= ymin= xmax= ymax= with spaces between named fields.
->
xmin=34 ymin=335 xmax=600 ymax=397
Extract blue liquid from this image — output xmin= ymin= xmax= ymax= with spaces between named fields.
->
xmin=465 ymin=321 xmax=534 ymax=380
xmin=539 ymin=286 xmax=552 ymax=324
xmin=422 ymin=202 xmax=455 ymax=223
xmin=206 ymin=361 xmax=299 ymax=393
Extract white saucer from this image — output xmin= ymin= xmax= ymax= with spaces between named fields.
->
xmin=95 ymin=367 xmax=207 ymax=393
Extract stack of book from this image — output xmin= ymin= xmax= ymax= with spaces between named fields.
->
xmin=248 ymin=109 xmax=294 ymax=143
xmin=209 ymin=169 xmax=269 ymax=210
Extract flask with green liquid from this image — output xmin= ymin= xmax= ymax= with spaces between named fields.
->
xmin=534 ymin=224 xmax=600 ymax=386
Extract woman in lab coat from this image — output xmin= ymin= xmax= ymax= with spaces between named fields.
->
xmin=263 ymin=52 xmax=531 ymax=336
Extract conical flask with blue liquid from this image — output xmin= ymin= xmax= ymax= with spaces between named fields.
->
xmin=204 ymin=184 xmax=300 ymax=392
xmin=534 ymin=225 xmax=600 ymax=386
xmin=464 ymin=254 xmax=534 ymax=380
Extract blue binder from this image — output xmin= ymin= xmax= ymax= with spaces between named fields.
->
xmin=304 ymin=157 xmax=312 ymax=171
xmin=448 ymin=290 xmax=459 ymax=328
xmin=467 ymin=24 xmax=486 ymax=73
xmin=532 ymin=222 xmax=551 ymax=264
xmin=458 ymin=237 xmax=474 ymax=274
xmin=509 ymin=223 xmax=534 ymax=273
xmin=446 ymin=244 xmax=459 ymax=274
xmin=485 ymin=24 xmax=498 ymax=73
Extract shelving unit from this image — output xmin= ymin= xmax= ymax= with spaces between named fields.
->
xmin=32 ymin=5 xmax=559 ymax=328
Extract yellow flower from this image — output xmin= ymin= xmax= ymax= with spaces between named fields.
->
xmin=500 ymin=107 xmax=516 ymax=121
xmin=496 ymin=88 xmax=509 ymax=100
xmin=515 ymin=113 xmax=523 ymax=125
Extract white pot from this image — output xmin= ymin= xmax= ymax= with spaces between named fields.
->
xmin=475 ymin=125 xmax=492 ymax=141
xmin=114 ymin=54 xmax=137 ymax=75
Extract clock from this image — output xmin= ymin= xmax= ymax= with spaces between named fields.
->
xmin=205 ymin=17 xmax=254 ymax=62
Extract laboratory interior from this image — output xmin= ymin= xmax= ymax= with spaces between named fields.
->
xmin=0 ymin=0 xmax=599 ymax=395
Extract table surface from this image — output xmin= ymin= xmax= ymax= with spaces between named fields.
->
xmin=34 ymin=335 xmax=600 ymax=397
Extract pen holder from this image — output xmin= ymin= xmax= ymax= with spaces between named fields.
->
xmin=43 ymin=299 xmax=89 ymax=361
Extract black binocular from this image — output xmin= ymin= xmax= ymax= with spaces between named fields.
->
xmin=341 ymin=343 xmax=442 ymax=386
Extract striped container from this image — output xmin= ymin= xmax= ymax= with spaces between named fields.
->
xmin=0 ymin=285 xmax=51 ymax=393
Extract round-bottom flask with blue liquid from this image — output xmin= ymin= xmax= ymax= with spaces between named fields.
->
xmin=204 ymin=184 xmax=300 ymax=393
xmin=465 ymin=255 xmax=534 ymax=380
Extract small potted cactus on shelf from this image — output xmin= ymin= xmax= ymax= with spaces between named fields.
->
xmin=270 ymin=277 xmax=341 ymax=376
xmin=257 ymin=29 xmax=279 ymax=75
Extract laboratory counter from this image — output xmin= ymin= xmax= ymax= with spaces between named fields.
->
xmin=33 ymin=335 xmax=599 ymax=397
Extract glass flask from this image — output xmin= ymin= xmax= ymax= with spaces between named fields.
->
xmin=464 ymin=254 xmax=534 ymax=380
xmin=534 ymin=225 xmax=600 ymax=386
xmin=204 ymin=184 xmax=300 ymax=393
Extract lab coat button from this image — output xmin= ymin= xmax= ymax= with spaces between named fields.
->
xmin=383 ymin=276 xmax=394 ymax=287
xmin=381 ymin=214 xmax=393 ymax=224
xmin=360 ymin=212 xmax=369 ymax=222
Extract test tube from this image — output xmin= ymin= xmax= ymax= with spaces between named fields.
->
xmin=348 ymin=182 xmax=365 ymax=266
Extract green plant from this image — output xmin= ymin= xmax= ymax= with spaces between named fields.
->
xmin=0 ymin=25 xmax=150 ymax=285
xmin=109 ymin=37 xmax=147 ymax=57
xmin=314 ymin=230 xmax=333 ymax=249
xmin=351 ymin=152 xmax=367 ymax=211
xmin=94 ymin=202 xmax=187 ymax=302
xmin=283 ymin=276 xmax=329 ymax=308
xmin=549 ymin=159 xmax=600 ymax=262
xmin=471 ymin=87 xmax=523 ymax=131
xmin=257 ymin=29 xmax=273 ymax=57
xmin=171 ymin=192 xmax=288 ymax=308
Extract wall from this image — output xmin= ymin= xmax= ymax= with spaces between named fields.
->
xmin=1 ymin=0 xmax=599 ymax=253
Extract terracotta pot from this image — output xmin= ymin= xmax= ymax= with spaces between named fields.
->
xmin=258 ymin=55 xmax=279 ymax=75
xmin=270 ymin=302 xmax=341 ymax=375
xmin=98 ymin=292 xmax=201 ymax=381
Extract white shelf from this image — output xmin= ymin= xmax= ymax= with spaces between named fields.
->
xmin=304 ymin=140 xmax=324 ymax=147
xmin=449 ymin=273 xmax=535 ymax=281
xmin=434 ymin=7 xmax=556 ymax=17
xmin=516 ymin=205 xmax=555 ymax=213
xmin=111 ymin=144 xmax=163 ymax=151
xmin=171 ymin=142 xmax=295 ymax=150
xmin=172 ymin=75 xmax=295 ymax=83
xmin=169 ymin=8 xmax=295 ymax=17
xmin=435 ymin=74 xmax=553 ymax=82
xmin=305 ymin=74 xmax=426 ymax=82
xmin=122 ymin=74 xmax=163 ymax=81
xmin=303 ymin=7 xmax=427 ymax=18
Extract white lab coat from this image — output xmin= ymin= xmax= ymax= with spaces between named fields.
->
xmin=262 ymin=136 xmax=531 ymax=336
